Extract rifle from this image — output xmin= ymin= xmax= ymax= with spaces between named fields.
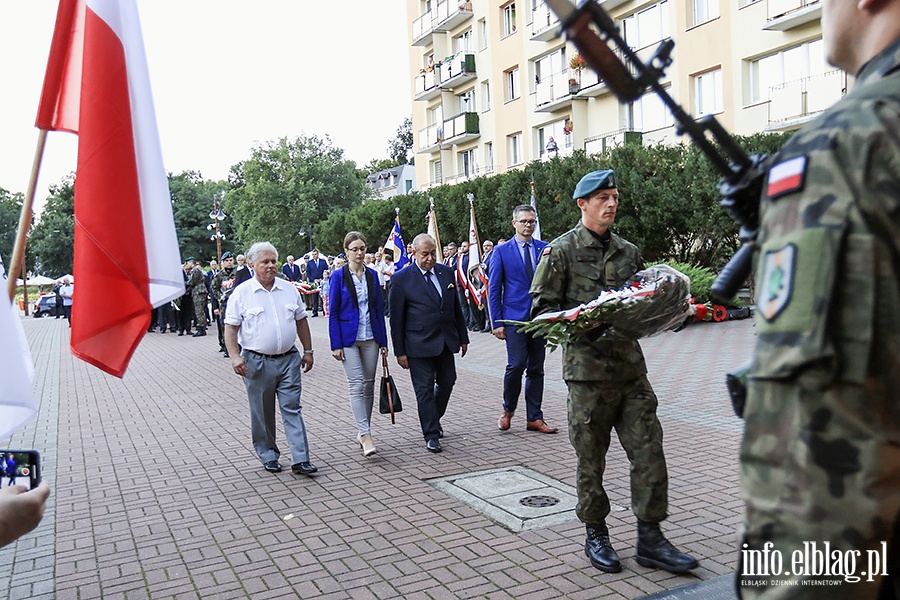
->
xmin=546 ymin=0 xmax=768 ymax=303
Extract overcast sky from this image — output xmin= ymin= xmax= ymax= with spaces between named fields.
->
xmin=0 ymin=0 xmax=412 ymax=213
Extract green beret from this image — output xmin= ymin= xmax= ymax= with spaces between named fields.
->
xmin=186 ymin=256 xmax=197 ymax=262
xmin=221 ymin=251 xmax=233 ymax=259
xmin=573 ymin=169 xmax=617 ymax=199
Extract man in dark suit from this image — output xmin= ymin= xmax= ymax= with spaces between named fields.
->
xmin=489 ymin=205 xmax=557 ymax=434
xmin=305 ymin=249 xmax=328 ymax=317
xmin=390 ymin=234 xmax=470 ymax=453
xmin=281 ymin=255 xmax=301 ymax=282
xmin=234 ymin=254 xmax=253 ymax=286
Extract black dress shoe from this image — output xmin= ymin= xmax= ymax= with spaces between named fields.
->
xmin=438 ymin=429 xmax=444 ymax=439
xmin=178 ymin=331 xmax=184 ymax=336
xmin=426 ymin=439 xmax=442 ymax=453
xmin=223 ymin=350 xmax=230 ymax=358
xmin=192 ymin=330 xmax=206 ymax=337
xmin=585 ymin=524 xmax=622 ymax=573
xmin=263 ymin=460 xmax=282 ymax=473
xmin=292 ymin=461 xmax=318 ymax=475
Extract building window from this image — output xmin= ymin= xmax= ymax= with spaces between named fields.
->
xmin=533 ymin=47 xmax=566 ymax=92
xmin=508 ymin=132 xmax=523 ymax=166
xmin=621 ymin=0 xmax=670 ymax=52
xmin=430 ymin=159 xmax=442 ymax=185
xmin=692 ymin=0 xmax=720 ymax=26
xmin=479 ymin=19 xmax=488 ymax=50
xmin=485 ymin=142 xmax=494 ymax=171
xmin=502 ymin=2 xmax=517 ymax=37
xmin=538 ymin=118 xmax=572 ymax=156
xmin=455 ymin=29 xmax=473 ymax=53
xmin=505 ymin=67 xmax=520 ymax=102
xmin=481 ymin=80 xmax=491 ymax=111
xmin=694 ymin=68 xmax=723 ymax=116
xmin=405 ymin=180 xmax=413 ymax=194
xmin=750 ymin=39 xmax=826 ymax=103
xmin=459 ymin=148 xmax=477 ymax=177
xmin=627 ymin=92 xmax=673 ymax=131
xmin=458 ymin=89 xmax=476 ymax=113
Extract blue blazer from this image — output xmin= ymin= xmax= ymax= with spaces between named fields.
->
xmin=328 ymin=266 xmax=388 ymax=351
xmin=488 ymin=238 xmax=548 ymax=326
xmin=389 ymin=262 xmax=469 ymax=358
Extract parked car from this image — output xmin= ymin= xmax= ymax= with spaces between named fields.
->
xmin=32 ymin=295 xmax=57 ymax=318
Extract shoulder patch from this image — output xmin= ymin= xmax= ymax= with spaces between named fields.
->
xmin=541 ymin=246 xmax=552 ymax=256
xmin=766 ymin=155 xmax=807 ymax=200
xmin=757 ymin=243 xmax=796 ymax=321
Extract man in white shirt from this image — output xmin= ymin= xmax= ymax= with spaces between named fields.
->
xmin=224 ymin=242 xmax=318 ymax=476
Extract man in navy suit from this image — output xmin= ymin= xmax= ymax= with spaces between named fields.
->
xmin=488 ymin=205 xmax=558 ymax=434
xmin=305 ymin=249 xmax=328 ymax=316
xmin=390 ymin=234 xmax=470 ymax=453
xmin=281 ymin=255 xmax=301 ymax=282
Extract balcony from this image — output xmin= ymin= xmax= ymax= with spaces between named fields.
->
xmin=766 ymin=69 xmax=845 ymax=128
xmin=438 ymin=52 xmax=476 ymax=88
xmin=531 ymin=2 xmax=561 ymax=41
xmin=412 ymin=0 xmax=474 ymax=46
xmin=417 ymin=111 xmax=480 ymax=153
xmin=600 ymin=0 xmax=631 ymax=10
xmin=414 ymin=69 xmax=442 ymax=101
xmin=584 ymin=129 xmax=643 ymax=154
xmin=575 ymin=46 xmax=639 ymax=97
xmin=764 ymin=0 xmax=821 ymax=30
xmin=535 ymin=70 xmax=580 ymax=112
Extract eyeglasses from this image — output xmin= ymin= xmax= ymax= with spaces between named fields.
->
xmin=347 ymin=246 xmax=367 ymax=253
xmin=516 ymin=219 xmax=537 ymax=226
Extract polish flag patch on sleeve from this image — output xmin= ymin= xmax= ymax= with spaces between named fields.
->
xmin=766 ymin=155 xmax=808 ymax=199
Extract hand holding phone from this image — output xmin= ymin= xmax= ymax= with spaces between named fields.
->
xmin=0 ymin=482 xmax=50 ymax=547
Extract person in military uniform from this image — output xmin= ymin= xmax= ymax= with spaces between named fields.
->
xmin=212 ymin=252 xmax=238 ymax=357
xmin=186 ymin=258 xmax=208 ymax=337
xmin=738 ymin=1 xmax=900 ymax=597
xmin=530 ymin=169 xmax=698 ymax=575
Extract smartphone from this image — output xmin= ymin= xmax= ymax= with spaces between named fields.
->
xmin=0 ymin=450 xmax=41 ymax=490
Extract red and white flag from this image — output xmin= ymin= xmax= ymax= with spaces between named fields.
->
xmin=465 ymin=199 xmax=485 ymax=309
xmin=0 ymin=254 xmax=34 ymax=440
xmin=36 ymin=0 xmax=184 ymax=377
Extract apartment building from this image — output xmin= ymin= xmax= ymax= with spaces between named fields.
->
xmin=405 ymin=0 xmax=843 ymax=190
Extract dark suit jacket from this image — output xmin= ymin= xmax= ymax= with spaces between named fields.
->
xmin=390 ymin=262 xmax=469 ymax=358
xmin=235 ymin=266 xmax=252 ymax=286
xmin=488 ymin=238 xmax=548 ymax=325
xmin=306 ymin=258 xmax=327 ymax=281
xmin=282 ymin=263 xmax=301 ymax=282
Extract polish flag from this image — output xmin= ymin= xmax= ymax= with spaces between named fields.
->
xmin=766 ymin=155 xmax=807 ymax=198
xmin=36 ymin=0 xmax=184 ymax=377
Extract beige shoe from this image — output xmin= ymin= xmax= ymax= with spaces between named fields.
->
xmin=359 ymin=433 xmax=376 ymax=457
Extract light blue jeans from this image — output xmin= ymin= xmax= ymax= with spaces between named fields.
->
xmin=341 ymin=339 xmax=381 ymax=436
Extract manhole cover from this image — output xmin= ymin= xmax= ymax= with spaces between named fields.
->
xmin=519 ymin=495 xmax=560 ymax=508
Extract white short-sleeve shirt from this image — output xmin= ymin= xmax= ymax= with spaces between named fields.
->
xmin=224 ymin=276 xmax=308 ymax=355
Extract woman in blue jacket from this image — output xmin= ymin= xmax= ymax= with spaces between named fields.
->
xmin=329 ymin=231 xmax=389 ymax=457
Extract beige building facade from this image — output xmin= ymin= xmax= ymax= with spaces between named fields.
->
xmin=406 ymin=0 xmax=842 ymax=190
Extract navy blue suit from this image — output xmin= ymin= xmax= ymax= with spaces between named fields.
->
xmin=488 ymin=238 xmax=549 ymax=422
xmin=305 ymin=258 xmax=328 ymax=315
xmin=282 ymin=262 xmax=301 ymax=282
xmin=390 ymin=262 xmax=470 ymax=441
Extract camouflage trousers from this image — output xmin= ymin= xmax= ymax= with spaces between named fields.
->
xmin=739 ymin=378 xmax=900 ymax=599
xmin=566 ymin=376 xmax=668 ymax=525
xmin=192 ymin=295 xmax=208 ymax=330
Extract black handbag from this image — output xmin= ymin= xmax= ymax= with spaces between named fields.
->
xmin=379 ymin=353 xmax=402 ymax=423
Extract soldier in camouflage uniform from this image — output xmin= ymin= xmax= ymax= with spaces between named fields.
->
xmin=186 ymin=258 xmax=208 ymax=337
xmin=738 ymin=3 xmax=900 ymax=597
xmin=212 ymin=252 xmax=238 ymax=358
xmin=530 ymin=169 xmax=698 ymax=575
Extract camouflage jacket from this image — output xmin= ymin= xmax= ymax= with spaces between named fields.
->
xmin=187 ymin=266 xmax=207 ymax=299
xmin=530 ymin=222 xmax=648 ymax=381
xmin=751 ymin=36 xmax=900 ymax=389
xmin=211 ymin=267 xmax=237 ymax=309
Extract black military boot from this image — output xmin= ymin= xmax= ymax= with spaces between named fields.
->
xmin=636 ymin=520 xmax=699 ymax=573
xmin=584 ymin=523 xmax=622 ymax=573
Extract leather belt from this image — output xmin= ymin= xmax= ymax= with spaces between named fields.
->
xmin=246 ymin=349 xmax=294 ymax=359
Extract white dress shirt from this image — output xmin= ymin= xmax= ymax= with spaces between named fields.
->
xmin=224 ymin=276 xmax=308 ymax=355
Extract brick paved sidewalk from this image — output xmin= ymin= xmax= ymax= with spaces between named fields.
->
xmin=4 ymin=314 xmax=754 ymax=599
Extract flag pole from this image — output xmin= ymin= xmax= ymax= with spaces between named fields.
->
xmin=7 ymin=130 xmax=48 ymax=304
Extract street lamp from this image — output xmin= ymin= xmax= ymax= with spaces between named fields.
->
xmin=206 ymin=192 xmax=227 ymax=263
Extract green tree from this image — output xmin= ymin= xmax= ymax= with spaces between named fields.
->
xmin=388 ymin=117 xmax=413 ymax=165
xmin=169 ymin=171 xmax=232 ymax=263
xmin=0 ymin=188 xmax=25 ymax=267
xmin=227 ymin=135 xmax=371 ymax=256
xmin=30 ymin=178 xmax=75 ymax=277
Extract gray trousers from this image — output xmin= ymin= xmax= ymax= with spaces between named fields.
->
xmin=242 ymin=349 xmax=310 ymax=464
xmin=340 ymin=339 xmax=380 ymax=436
